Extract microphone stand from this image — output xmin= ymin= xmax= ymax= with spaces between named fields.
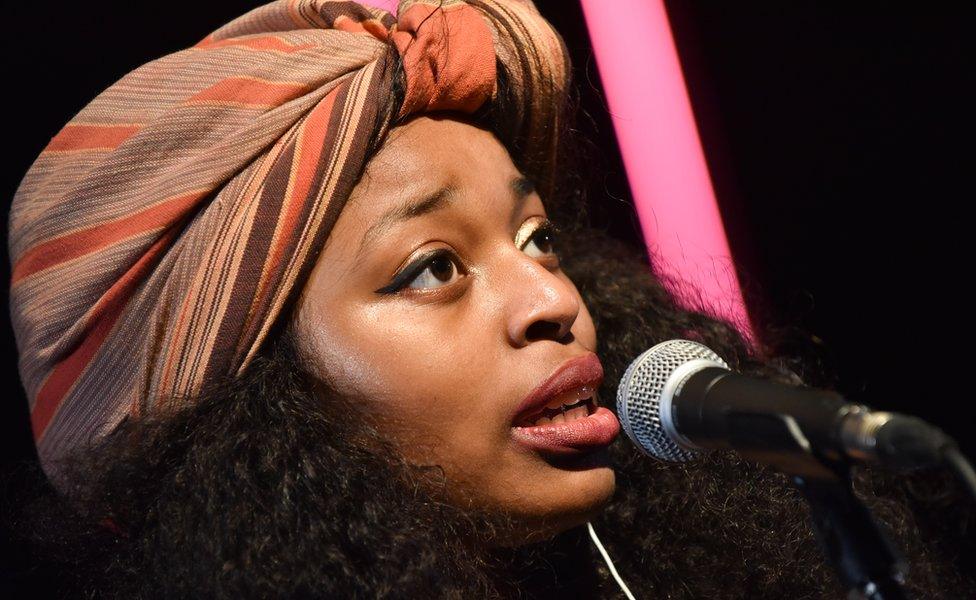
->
xmin=730 ymin=413 xmax=909 ymax=599
xmin=792 ymin=464 xmax=908 ymax=600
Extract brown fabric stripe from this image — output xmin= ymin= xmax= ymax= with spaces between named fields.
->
xmin=32 ymin=224 xmax=185 ymax=438
xmin=11 ymin=189 xmax=206 ymax=285
xmin=233 ymin=81 xmax=347 ymax=361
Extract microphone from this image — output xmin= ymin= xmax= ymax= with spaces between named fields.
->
xmin=615 ymin=339 xmax=955 ymax=472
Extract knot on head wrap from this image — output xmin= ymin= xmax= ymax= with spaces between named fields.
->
xmin=7 ymin=0 xmax=569 ymax=479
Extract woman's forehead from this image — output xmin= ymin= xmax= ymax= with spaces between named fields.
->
xmin=361 ymin=116 xmax=513 ymax=184
xmin=344 ymin=116 xmax=524 ymax=222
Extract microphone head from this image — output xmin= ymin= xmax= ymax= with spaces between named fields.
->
xmin=616 ymin=339 xmax=729 ymax=462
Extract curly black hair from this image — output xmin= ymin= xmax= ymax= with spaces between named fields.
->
xmin=9 ymin=222 xmax=974 ymax=599
xmin=5 ymin=5 xmax=975 ymax=597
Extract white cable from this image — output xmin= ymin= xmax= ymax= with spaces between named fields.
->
xmin=586 ymin=520 xmax=637 ymax=600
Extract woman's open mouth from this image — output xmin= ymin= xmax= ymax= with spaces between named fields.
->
xmin=510 ymin=393 xmax=620 ymax=456
xmin=515 ymin=395 xmax=595 ymax=426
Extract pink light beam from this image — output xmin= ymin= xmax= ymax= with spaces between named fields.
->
xmin=579 ymin=0 xmax=756 ymax=343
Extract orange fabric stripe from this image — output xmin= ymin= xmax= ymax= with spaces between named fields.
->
xmin=260 ymin=86 xmax=339 ymax=303
xmin=193 ymin=33 xmax=215 ymax=48
xmin=392 ymin=2 xmax=495 ymax=117
xmin=43 ymin=124 xmax=141 ymax=153
xmin=31 ymin=225 xmax=183 ymax=439
xmin=12 ymin=190 xmax=206 ymax=285
xmin=186 ymin=76 xmax=309 ymax=107
xmin=333 ymin=15 xmax=390 ymax=41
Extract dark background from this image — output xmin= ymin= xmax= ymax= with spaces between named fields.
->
xmin=2 ymin=0 xmax=971 ymax=591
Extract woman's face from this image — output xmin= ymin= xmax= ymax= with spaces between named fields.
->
xmin=292 ymin=115 xmax=617 ymax=543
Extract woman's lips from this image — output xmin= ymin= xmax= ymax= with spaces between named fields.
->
xmin=511 ymin=353 xmax=605 ymax=426
xmin=509 ymin=352 xmax=620 ymax=456
xmin=510 ymin=406 xmax=620 ymax=456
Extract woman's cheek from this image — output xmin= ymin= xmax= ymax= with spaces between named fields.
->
xmin=572 ymin=290 xmax=598 ymax=350
xmin=298 ymin=304 xmax=393 ymax=401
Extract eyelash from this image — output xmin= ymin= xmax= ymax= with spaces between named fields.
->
xmin=374 ymin=220 xmax=561 ymax=295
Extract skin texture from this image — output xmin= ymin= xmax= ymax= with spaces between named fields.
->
xmin=290 ymin=114 xmax=615 ymax=543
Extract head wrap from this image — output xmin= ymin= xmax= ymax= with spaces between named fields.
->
xmin=8 ymin=0 xmax=569 ymax=478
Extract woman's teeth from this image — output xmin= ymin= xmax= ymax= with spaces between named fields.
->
xmin=530 ymin=399 xmax=592 ymax=426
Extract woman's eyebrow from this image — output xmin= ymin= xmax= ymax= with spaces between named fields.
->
xmin=356 ymin=175 xmax=536 ymax=258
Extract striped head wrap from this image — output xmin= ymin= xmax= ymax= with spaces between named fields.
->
xmin=8 ymin=0 xmax=569 ymax=479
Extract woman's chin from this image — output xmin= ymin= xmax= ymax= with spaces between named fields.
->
xmin=490 ymin=462 xmax=617 ymax=548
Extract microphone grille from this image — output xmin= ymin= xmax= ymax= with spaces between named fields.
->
xmin=616 ymin=339 xmax=729 ymax=462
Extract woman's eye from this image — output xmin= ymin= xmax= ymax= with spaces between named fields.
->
xmin=375 ymin=249 xmax=463 ymax=295
xmin=521 ymin=221 xmax=560 ymax=258
xmin=404 ymin=253 xmax=461 ymax=290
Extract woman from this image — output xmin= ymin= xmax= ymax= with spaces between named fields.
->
xmin=7 ymin=0 xmax=973 ymax=597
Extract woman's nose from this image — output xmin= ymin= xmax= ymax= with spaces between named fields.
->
xmin=505 ymin=257 xmax=580 ymax=347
